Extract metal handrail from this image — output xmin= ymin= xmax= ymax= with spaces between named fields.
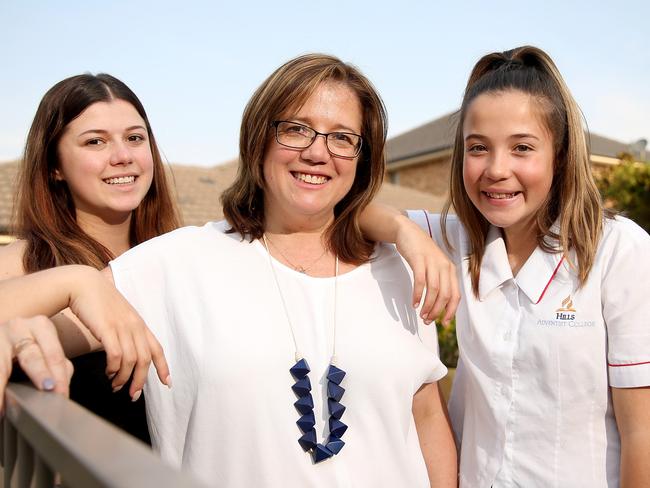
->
xmin=2 ymin=383 xmax=208 ymax=488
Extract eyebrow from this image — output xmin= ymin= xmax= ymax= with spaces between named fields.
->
xmin=288 ymin=118 xmax=360 ymax=134
xmin=464 ymin=132 xmax=541 ymax=141
xmin=78 ymin=125 xmax=147 ymax=136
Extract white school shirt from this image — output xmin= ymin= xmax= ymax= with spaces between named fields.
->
xmin=408 ymin=211 xmax=650 ymax=488
xmin=110 ymin=221 xmax=446 ymax=487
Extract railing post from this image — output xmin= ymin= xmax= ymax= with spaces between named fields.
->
xmin=3 ymin=417 xmax=17 ymax=487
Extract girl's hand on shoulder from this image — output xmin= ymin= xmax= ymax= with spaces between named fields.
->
xmin=0 ymin=315 xmax=73 ymax=411
xmin=67 ymin=266 xmax=171 ymax=399
xmin=394 ymin=216 xmax=460 ymax=326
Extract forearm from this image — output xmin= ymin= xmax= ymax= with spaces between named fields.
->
xmin=358 ymin=202 xmax=409 ymax=243
xmin=613 ymin=386 xmax=650 ymax=488
xmin=620 ymin=431 xmax=650 ymax=487
xmin=0 ymin=265 xmax=96 ymax=323
xmin=413 ymin=383 xmax=458 ymax=487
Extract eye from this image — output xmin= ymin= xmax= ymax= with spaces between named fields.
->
xmin=85 ymin=138 xmax=104 ymax=146
xmin=330 ymin=132 xmax=355 ymax=145
xmin=127 ymin=134 xmax=146 ymax=143
xmin=283 ymin=123 xmax=311 ymax=136
xmin=514 ymin=144 xmax=533 ymax=153
xmin=467 ymin=144 xmax=487 ymax=153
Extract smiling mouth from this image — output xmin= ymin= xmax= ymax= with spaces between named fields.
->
xmin=104 ymin=176 xmax=136 ymax=185
xmin=292 ymin=172 xmax=330 ymax=185
xmin=483 ymin=191 xmax=520 ymax=199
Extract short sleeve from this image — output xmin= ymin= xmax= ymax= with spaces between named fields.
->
xmin=417 ymin=320 xmax=448 ymax=384
xmin=603 ymin=218 xmax=650 ymax=388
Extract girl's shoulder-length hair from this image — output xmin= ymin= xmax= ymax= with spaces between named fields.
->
xmin=14 ymin=73 xmax=181 ymax=272
xmin=221 ymin=53 xmax=388 ymax=265
xmin=442 ymin=45 xmax=605 ymax=296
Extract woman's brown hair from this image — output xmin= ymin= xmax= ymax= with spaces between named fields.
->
xmin=442 ymin=46 xmax=604 ymax=296
xmin=221 ymin=53 xmax=388 ymax=264
xmin=15 ymin=73 xmax=181 ymax=272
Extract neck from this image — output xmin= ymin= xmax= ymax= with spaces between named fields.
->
xmin=76 ymin=210 xmax=133 ymax=258
xmin=264 ymin=199 xmax=335 ymax=236
xmin=503 ymin=223 xmax=538 ymax=277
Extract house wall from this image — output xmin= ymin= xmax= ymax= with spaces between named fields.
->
xmin=388 ymin=154 xmax=619 ymax=198
xmin=388 ymin=155 xmax=451 ymax=197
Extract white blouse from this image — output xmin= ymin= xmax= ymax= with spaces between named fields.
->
xmin=110 ymin=221 xmax=447 ymax=487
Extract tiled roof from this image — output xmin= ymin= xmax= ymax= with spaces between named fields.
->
xmin=386 ymin=113 xmax=649 ymax=164
xmin=0 ymin=160 xmax=445 ymax=234
xmin=386 ymin=112 xmax=458 ymax=163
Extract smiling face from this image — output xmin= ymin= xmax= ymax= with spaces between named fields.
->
xmin=56 ymin=99 xmax=154 ymax=224
xmin=262 ymin=81 xmax=362 ymax=232
xmin=462 ymin=89 xmax=555 ymax=243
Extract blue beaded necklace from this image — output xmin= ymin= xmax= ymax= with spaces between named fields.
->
xmin=262 ymin=235 xmax=347 ymax=464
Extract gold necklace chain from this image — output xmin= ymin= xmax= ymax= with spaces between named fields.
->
xmin=264 ymin=234 xmax=328 ymax=275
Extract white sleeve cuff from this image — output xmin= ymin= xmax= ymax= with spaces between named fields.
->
xmin=608 ymin=361 xmax=650 ymax=388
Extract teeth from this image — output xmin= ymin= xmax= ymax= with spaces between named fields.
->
xmin=295 ymin=173 xmax=328 ymax=185
xmin=104 ymin=176 xmax=135 ymax=185
xmin=486 ymin=191 xmax=517 ymax=199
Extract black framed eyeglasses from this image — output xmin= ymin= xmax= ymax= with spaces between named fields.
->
xmin=272 ymin=120 xmax=363 ymax=158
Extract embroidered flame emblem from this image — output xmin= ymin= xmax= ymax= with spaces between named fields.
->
xmin=556 ymin=295 xmax=576 ymax=312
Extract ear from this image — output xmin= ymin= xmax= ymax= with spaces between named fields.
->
xmin=52 ymin=168 xmax=64 ymax=181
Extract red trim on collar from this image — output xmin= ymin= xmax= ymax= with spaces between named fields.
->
xmin=608 ymin=361 xmax=650 ymax=367
xmin=534 ymin=255 xmax=565 ymax=304
xmin=422 ymin=210 xmax=433 ymax=238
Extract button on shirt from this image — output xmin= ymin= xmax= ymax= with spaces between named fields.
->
xmin=408 ymin=211 xmax=650 ymax=488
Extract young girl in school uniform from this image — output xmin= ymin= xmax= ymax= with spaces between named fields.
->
xmin=361 ymin=45 xmax=650 ymax=487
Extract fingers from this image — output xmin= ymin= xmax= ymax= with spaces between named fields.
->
xmin=28 ymin=316 xmax=72 ymax=396
xmin=411 ymin=257 xmax=426 ymax=309
xmin=147 ymin=329 xmax=171 ymax=389
xmin=4 ymin=316 xmax=70 ymax=396
xmin=419 ymin=269 xmax=440 ymax=325
xmin=442 ymin=272 xmax=461 ymax=326
xmin=417 ymin=260 xmax=460 ymax=327
xmin=102 ymin=318 xmax=170 ymax=400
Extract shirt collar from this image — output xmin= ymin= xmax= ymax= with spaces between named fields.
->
xmin=515 ymin=244 xmax=565 ymax=304
xmin=478 ymin=226 xmax=513 ymax=300
xmin=478 ymin=223 xmax=565 ymax=303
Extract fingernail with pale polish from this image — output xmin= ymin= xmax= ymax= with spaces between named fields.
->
xmin=42 ymin=378 xmax=56 ymax=391
xmin=112 ymin=385 xmax=123 ymax=393
xmin=165 ymin=375 xmax=173 ymax=389
xmin=131 ymin=390 xmax=142 ymax=402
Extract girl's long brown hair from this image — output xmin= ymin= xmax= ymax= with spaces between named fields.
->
xmin=15 ymin=73 xmax=180 ymax=272
xmin=442 ymin=46 xmax=604 ymax=296
xmin=221 ymin=54 xmax=388 ymax=264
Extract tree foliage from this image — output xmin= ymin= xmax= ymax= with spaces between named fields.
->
xmin=437 ymin=319 xmax=458 ymax=368
xmin=596 ymin=155 xmax=650 ymax=233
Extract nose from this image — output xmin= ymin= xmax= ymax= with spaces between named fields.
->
xmin=109 ymin=140 xmax=132 ymax=166
xmin=300 ymin=134 xmax=329 ymax=163
xmin=484 ymin=151 xmax=511 ymax=180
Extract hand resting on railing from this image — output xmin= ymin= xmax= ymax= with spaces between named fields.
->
xmin=0 ymin=315 xmax=73 ymax=411
xmin=0 ymin=265 xmax=171 ymax=400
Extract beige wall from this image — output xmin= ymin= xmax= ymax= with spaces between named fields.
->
xmin=388 ymin=154 xmax=617 ymax=199
xmin=389 ymin=156 xmax=451 ymax=197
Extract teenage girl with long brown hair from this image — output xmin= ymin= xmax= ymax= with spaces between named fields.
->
xmin=361 ymin=46 xmax=650 ymax=487
xmin=0 ymin=73 xmax=179 ymax=442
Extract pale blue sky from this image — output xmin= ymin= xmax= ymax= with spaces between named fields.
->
xmin=1 ymin=0 xmax=648 ymax=166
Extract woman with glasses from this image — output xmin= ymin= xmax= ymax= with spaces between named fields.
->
xmin=0 ymin=54 xmax=457 ymax=487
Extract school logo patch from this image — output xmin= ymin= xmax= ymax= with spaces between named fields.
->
xmin=536 ymin=294 xmax=595 ymax=328
xmin=555 ymin=295 xmax=576 ymax=320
